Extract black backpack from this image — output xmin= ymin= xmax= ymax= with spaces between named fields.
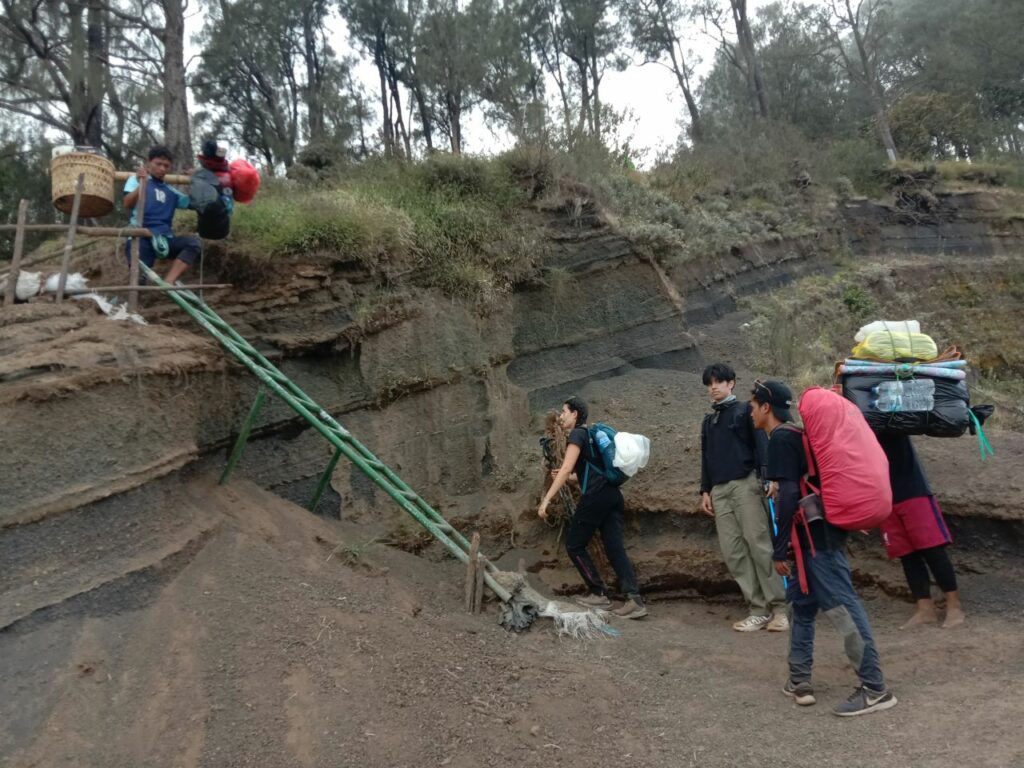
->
xmin=190 ymin=168 xmax=232 ymax=240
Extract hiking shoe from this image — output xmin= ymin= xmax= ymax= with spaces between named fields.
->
xmin=732 ymin=614 xmax=771 ymax=632
xmin=575 ymin=593 xmax=612 ymax=609
xmin=782 ymin=680 xmax=816 ymax=706
xmin=612 ymin=598 xmax=648 ymax=620
xmin=767 ymin=613 xmax=790 ymax=632
xmin=832 ymin=686 xmax=898 ymax=717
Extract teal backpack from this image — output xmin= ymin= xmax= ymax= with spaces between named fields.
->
xmin=581 ymin=423 xmax=629 ymax=493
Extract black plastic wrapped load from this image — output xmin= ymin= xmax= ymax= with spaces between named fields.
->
xmin=840 ymin=373 xmax=970 ymax=437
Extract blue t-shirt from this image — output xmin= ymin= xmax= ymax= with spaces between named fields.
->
xmin=124 ymin=175 xmax=189 ymax=236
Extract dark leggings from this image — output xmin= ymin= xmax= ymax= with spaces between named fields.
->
xmin=901 ymin=545 xmax=958 ymax=601
xmin=565 ymin=484 xmax=640 ymax=599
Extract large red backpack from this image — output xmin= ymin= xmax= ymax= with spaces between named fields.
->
xmin=781 ymin=387 xmax=891 ymax=591
xmin=229 ymin=158 xmax=261 ymax=203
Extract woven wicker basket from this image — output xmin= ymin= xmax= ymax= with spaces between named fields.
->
xmin=51 ymin=152 xmax=115 ymax=218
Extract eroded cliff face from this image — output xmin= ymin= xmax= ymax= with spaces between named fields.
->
xmin=2 ymin=190 xmax=1022 ymax=599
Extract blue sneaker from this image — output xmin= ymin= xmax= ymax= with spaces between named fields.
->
xmin=833 ymin=686 xmax=897 ymax=717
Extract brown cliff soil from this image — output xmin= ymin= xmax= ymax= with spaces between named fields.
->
xmin=1 ymin=475 xmax=1022 ymax=768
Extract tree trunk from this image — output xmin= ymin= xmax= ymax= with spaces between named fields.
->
xmin=660 ymin=12 xmax=702 ymax=143
xmin=730 ymin=0 xmax=769 ymax=120
xmin=374 ymin=33 xmax=394 ymax=156
xmin=846 ymin=1 xmax=897 ymax=160
xmin=302 ymin=3 xmax=325 ymax=140
xmin=447 ymin=92 xmax=461 ymax=154
xmin=412 ymin=81 xmax=434 ymax=153
xmin=162 ymin=0 xmax=192 ymax=168
xmin=85 ymin=0 xmax=104 ymax=148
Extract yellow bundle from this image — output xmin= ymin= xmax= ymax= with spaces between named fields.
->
xmin=851 ymin=330 xmax=938 ymax=361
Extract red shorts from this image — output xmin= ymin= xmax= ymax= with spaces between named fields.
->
xmin=880 ymin=495 xmax=953 ymax=559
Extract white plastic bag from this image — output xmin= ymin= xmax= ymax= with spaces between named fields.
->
xmin=73 ymin=292 xmax=148 ymax=325
xmin=43 ymin=272 xmax=88 ymax=294
xmin=612 ymin=432 xmax=650 ymax=477
xmin=854 ymin=320 xmax=920 ymax=343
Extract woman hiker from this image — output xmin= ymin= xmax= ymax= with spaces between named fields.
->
xmin=877 ymin=433 xmax=965 ymax=629
xmin=538 ymin=396 xmax=647 ymax=619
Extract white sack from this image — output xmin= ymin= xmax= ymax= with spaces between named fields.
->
xmin=612 ymin=432 xmax=650 ymax=477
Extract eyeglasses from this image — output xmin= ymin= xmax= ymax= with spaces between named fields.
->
xmin=752 ymin=378 xmax=772 ymax=400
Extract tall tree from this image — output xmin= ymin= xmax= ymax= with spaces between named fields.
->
xmin=559 ymin=0 xmax=622 ymax=140
xmin=100 ymin=0 xmax=192 ymax=167
xmin=194 ymin=0 xmax=302 ymax=167
xmin=340 ymin=0 xmax=414 ymax=157
xmin=195 ymin=0 xmax=352 ymax=167
xmin=0 ymin=0 xmax=107 ymax=147
xmin=622 ymin=0 xmax=704 ymax=142
xmin=523 ymin=0 xmax=622 ymax=142
xmin=821 ymin=0 xmax=898 ymax=160
xmin=698 ymin=0 xmax=770 ymax=120
xmin=477 ymin=0 xmax=541 ymax=140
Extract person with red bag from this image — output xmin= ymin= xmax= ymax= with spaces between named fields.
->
xmin=752 ymin=379 xmax=897 ymax=717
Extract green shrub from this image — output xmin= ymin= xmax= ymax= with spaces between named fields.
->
xmin=231 ymin=190 xmax=414 ymax=264
xmin=225 ymin=155 xmax=542 ymax=305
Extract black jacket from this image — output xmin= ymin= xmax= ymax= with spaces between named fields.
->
xmin=699 ymin=399 xmax=767 ymax=494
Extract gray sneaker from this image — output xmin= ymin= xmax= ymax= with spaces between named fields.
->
xmin=782 ymin=680 xmax=816 ymax=706
xmin=612 ymin=598 xmax=648 ymax=619
xmin=832 ymin=686 xmax=897 ymax=717
xmin=575 ymin=593 xmax=612 ymax=609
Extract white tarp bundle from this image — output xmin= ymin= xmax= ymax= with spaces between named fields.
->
xmin=612 ymin=432 xmax=650 ymax=477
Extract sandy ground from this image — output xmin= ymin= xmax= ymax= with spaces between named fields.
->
xmin=2 ymin=475 xmax=1022 ymax=768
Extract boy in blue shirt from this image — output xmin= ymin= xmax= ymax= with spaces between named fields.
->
xmin=124 ymin=145 xmax=200 ymax=285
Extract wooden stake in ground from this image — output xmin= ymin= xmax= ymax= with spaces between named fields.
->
xmin=55 ymin=174 xmax=85 ymax=303
xmin=2 ymin=199 xmax=28 ymax=307
xmin=474 ymin=552 xmax=485 ymax=614
xmin=465 ymin=532 xmax=481 ymax=613
xmin=128 ymin=175 xmax=148 ymax=313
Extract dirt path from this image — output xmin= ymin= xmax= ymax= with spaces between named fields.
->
xmin=1 ymin=476 xmax=1021 ymax=768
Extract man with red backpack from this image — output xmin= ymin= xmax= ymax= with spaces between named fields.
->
xmin=751 ymin=379 xmax=897 ymax=717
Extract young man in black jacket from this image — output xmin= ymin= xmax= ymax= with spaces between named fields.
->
xmin=700 ymin=363 xmax=787 ymax=632
xmin=752 ymin=379 xmax=897 ymax=717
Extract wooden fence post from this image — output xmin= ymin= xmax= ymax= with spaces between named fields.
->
xmin=55 ymin=174 xmax=85 ymax=303
xmin=3 ymin=200 xmax=28 ymax=307
xmin=128 ymin=175 xmax=148 ymax=313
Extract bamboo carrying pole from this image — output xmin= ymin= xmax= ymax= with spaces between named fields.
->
xmin=2 ymin=200 xmax=28 ymax=307
xmin=64 ymin=283 xmax=231 ymax=293
xmin=114 ymin=171 xmax=191 ymax=185
xmin=0 ymin=224 xmax=151 ymax=236
xmin=128 ymin=176 xmax=147 ymax=313
xmin=55 ymin=174 xmax=85 ymax=303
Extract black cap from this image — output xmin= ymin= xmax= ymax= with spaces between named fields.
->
xmin=200 ymin=139 xmax=226 ymax=159
xmin=752 ymin=379 xmax=794 ymax=422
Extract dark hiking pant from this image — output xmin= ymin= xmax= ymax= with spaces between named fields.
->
xmin=787 ymin=542 xmax=885 ymax=691
xmin=565 ymin=484 xmax=640 ymax=599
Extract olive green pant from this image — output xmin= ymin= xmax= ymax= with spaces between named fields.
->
xmin=712 ymin=472 xmax=786 ymax=615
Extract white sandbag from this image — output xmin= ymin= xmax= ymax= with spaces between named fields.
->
xmin=854 ymin=319 xmax=920 ymax=343
xmin=613 ymin=432 xmax=650 ymax=477
xmin=0 ymin=270 xmax=43 ymax=300
xmin=43 ymin=272 xmax=88 ymax=293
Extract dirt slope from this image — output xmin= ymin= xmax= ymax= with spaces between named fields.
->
xmin=2 ymin=473 xmax=1022 ymax=768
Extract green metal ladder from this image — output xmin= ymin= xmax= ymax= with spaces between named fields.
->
xmin=141 ymin=264 xmax=511 ymax=603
